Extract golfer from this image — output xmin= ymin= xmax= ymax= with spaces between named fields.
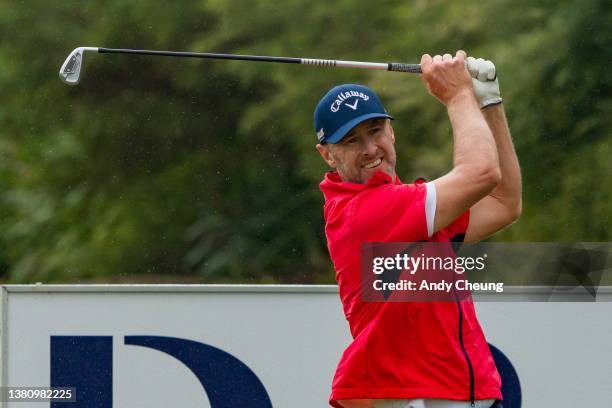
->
xmin=314 ymin=50 xmax=521 ymax=408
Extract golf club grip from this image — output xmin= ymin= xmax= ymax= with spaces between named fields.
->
xmin=388 ymin=63 xmax=422 ymax=73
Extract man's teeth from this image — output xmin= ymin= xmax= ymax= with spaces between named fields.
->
xmin=364 ymin=158 xmax=382 ymax=169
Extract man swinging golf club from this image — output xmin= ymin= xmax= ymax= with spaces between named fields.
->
xmin=315 ymin=50 xmax=521 ymax=408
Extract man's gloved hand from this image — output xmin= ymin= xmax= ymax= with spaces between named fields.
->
xmin=466 ymin=57 xmax=502 ymax=108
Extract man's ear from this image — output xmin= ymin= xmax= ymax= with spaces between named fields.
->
xmin=316 ymin=144 xmax=336 ymax=168
xmin=389 ymin=122 xmax=395 ymax=144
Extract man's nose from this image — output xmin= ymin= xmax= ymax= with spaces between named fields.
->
xmin=362 ymin=138 xmax=378 ymax=157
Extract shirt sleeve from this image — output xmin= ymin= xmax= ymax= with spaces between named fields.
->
xmin=425 ymin=182 xmax=436 ymax=238
xmin=354 ymin=182 xmax=430 ymax=242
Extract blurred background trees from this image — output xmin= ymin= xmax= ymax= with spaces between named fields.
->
xmin=0 ymin=0 xmax=609 ymax=283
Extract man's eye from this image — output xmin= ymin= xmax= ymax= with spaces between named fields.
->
xmin=345 ymin=138 xmax=358 ymax=144
xmin=369 ymin=127 xmax=381 ymax=135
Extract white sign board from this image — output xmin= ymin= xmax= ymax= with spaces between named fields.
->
xmin=1 ymin=285 xmax=612 ymax=408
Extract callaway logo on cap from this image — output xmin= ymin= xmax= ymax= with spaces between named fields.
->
xmin=314 ymin=84 xmax=393 ymax=144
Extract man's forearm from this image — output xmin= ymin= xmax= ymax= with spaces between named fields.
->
xmin=482 ymin=104 xmax=522 ymax=213
xmin=447 ymin=91 xmax=499 ymax=177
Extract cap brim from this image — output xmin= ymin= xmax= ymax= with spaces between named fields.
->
xmin=324 ymin=113 xmax=394 ymax=144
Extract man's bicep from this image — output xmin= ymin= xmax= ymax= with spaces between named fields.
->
xmin=464 ymin=195 xmax=516 ymax=242
xmin=432 ymin=170 xmax=489 ymax=234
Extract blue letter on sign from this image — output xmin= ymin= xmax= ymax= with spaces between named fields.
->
xmin=489 ymin=343 xmax=522 ymax=408
xmin=125 ymin=336 xmax=272 ymax=408
xmin=51 ymin=336 xmax=113 ymax=408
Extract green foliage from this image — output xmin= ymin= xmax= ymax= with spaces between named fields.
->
xmin=0 ymin=0 xmax=609 ymax=283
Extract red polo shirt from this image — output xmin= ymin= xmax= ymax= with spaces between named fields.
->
xmin=320 ymin=171 xmax=501 ymax=407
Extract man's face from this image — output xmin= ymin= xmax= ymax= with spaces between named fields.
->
xmin=316 ymin=118 xmax=396 ymax=184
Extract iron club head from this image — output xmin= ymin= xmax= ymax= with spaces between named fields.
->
xmin=59 ymin=47 xmax=98 ymax=85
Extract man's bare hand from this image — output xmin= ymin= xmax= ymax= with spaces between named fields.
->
xmin=420 ymin=50 xmax=475 ymax=106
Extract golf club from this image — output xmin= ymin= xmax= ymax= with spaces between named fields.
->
xmin=59 ymin=47 xmax=422 ymax=85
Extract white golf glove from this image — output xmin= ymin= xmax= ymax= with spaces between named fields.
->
xmin=466 ymin=57 xmax=502 ymax=108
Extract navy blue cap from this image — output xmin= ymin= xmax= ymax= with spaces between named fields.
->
xmin=314 ymin=84 xmax=393 ymax=144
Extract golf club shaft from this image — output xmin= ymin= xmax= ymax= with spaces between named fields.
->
xmin=97 ymin=47 xmax=422 ymax=73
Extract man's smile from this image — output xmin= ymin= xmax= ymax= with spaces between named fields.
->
xmin=363 ymin=158 xmax=383 ymax=169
